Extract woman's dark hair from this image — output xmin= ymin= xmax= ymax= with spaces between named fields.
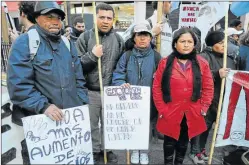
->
xmin=239 ymin=30 xmax=249 ymax=46
xmin=172 ymin=27 xmax=197 ymax=51
xmin=229 ymin=19 xmax=241 ymax=27
xmin=96 ymin=3 xmax=115 ymax=17
xmin=18 ymin=1 xmax=36 ymax=24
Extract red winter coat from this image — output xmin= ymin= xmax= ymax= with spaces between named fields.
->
xmin=153 ymin=56 xmax=214 ymax=140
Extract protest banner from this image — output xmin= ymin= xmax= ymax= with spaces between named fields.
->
xmin=104 ymin=86 xmax=150 ymax=150
xmin=216 ymin=70 xmax=249 ymax=147
xmin=22 ymin=105 xmax=93 ymax=164
xmin=195 ymin=2 xmax=229 ymax=48
xmin=178 ymin=4 xmax=200 ymax=29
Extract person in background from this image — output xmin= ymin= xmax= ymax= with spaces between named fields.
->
xmin=112 ymin=22 xmax=161 ymax=165
xmin=227 ymin=27 xmax=243 ymax=62
xmin=122 ymin=1 xmax=172 ymax=57
xmin=229 ymin=19 xmax=242 ymax=31
xmin=76 ymin=3 xmax=124 ymax=164
xmin=9 ymin=1 xmax=36 ymax=42
xmin=146 ymin=1 xmax=173 ymax=57
xmin=189 ymin=31 xmax=236 ymax=164
xmin=153 ymin=27 xmax=214 ymax=165
xmin=70 ymin=16 xmax=85 ymax=43
xmin=115 ymin=20 xmax=120 ymax=29
xmin=238 ymin=30 xmax=249 ymax=71
xmin=191 ymin=26 xmax=202 ymax=53
xmin=63 ymin=25 xmax=72 ymax=40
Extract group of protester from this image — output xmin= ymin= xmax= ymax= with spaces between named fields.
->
xmin=6 ymin=1 xmax=249 ymax=165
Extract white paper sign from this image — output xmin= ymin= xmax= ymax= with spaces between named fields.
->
xmin=22 ymin=105 xmax=94 ymax=164
xmin=178 ymin=4 xmax=200 ymax=28
xmin=104 ymin=86 xmax=150 ymax=150
xmin=216 ymin=70 xmax=249 ymax=147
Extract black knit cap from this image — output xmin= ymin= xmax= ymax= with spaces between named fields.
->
xmin=205 ymin=31 xmax=224 ymax=47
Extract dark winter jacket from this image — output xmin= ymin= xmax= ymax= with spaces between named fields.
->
xmin=7 ymin=25 xmax=88 ymax=125
xmin=76 ymin=28 xmax=124 ymax=91
xmin=112 ymin=46 xmax=161 ymax=86
xmin=200 ymin=47 xmax=236 ymax=110
xmin=112 ymin=46 xmax=161 ymax=120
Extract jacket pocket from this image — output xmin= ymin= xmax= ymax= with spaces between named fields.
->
xmin=192 ymin=103 xmax=202 ymax=116
xmin=33 ymin=54 xmax=53 ymax=72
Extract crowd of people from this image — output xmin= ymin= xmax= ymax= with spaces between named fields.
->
xmin=5 ymin=1 xmax=249 ymax=165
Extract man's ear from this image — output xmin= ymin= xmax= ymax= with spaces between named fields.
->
xmin=20 ymin=12 xmax=26 ymax=17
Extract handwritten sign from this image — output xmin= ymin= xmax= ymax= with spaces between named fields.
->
xmin=178 ymin=4 xmax=200 ymax=28
xmin=22 ymin=105 xmax=93 ymax=164
xmin=104 ymin=86 xmax=150 ymax=150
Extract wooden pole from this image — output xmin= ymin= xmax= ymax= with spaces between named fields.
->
xmin=82 ymin=2 xmax=84 ymax=18
xmin=1 ymin=10 xmax=9 ymax=43
xmin=92 ymin=2 xmax=107 ymax=164
xmin=156 ymin=2 xmax=163 ymax=53
xmin=127 ymin=150 xmax=130 ymax=164
xmin=208 ymin=8 xmax=229 ymax=165
xmin=64 ymin=1 xmax=68 ymax=25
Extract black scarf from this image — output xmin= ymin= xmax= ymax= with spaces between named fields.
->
xmin=161 ymin=49 xmax=202 ymax=103
xmin=36 ymin=24 xmax=61 ymax=42
xmin=72 ymin=27 xmax=83 ymax=37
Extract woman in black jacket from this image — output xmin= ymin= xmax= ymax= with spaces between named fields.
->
xmin=189 ymin=31 xmax=236 ymax=164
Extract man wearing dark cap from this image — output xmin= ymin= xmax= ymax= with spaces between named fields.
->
xmin=189 ymin=31 xmax=236 ymax=164
xmin=7 ymin=1 xmax=88 ymax=163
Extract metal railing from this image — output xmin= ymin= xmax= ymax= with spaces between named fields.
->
xmin=1 ymin=42 xmax=11 ymax=72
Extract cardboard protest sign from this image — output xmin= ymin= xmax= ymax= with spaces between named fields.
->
xmin=22 ymin=105 xmax=93 ymax=164
xmin=104 ymin=86 xmax=150 ymax=150
xmin=178 ymin=4 xmax=200 ymax=28
xmin=216 ymin=71 xmax=249 ymax=147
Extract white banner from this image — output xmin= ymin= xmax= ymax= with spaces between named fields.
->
xmin=22 ymin=105 xmax=94 ymax=164
xmin=104 ymin=86 xmax=150 ymax=150
xmin=195 ymin=2 xmax=229 ymax=47
xmin=216 ymin=70 xmax=249 ymax=147
xmin=178 ymin=4 xmax=200 ymax=29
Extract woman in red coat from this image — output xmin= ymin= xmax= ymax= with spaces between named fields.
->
xmin=153 ymin=27 xmax=214 ymax=165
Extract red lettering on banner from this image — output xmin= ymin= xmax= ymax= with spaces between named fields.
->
xmin=181 ymin=18 xmax=197 ymax=22
xmin=188 ymin=13 xmax=195 ymax=16
xmin=185 ymin=7 xmax=199 ymax=11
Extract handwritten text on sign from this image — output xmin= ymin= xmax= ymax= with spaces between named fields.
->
xmin=178 ymin=4 xmax=200 ymax=28
xmin=22 ymin=105 xmax=93 ymax=164
xmin=104 ymin=86 xmax=150 ymax=150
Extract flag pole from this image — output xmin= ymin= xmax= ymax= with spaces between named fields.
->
xmin=156 ymin=2 xmax=163 ymax=53
xmin=82 ymin=2 xmax=84 ymax=18
xmin=127 ymin=150 xmax=130 ymax=165
xmin=208 ymin=6 xmax=229 ymax=165
xmin=64 ymin=1 xmax=68 ymax=26
xmin=92 ymin=2 xmax=107 ymax=164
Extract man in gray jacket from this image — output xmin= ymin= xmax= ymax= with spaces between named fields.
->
xmin=7 ymin=1 xmax=88 ymax=163
xmin=76 ymin=3 xmax=124 ymax=164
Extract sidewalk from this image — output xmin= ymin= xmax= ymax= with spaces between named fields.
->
xmin=100 ymin=130 xmax=224 ymax=164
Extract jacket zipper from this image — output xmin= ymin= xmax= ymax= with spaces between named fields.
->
xmin=138 ymin=62 xmax=141 ymax=80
